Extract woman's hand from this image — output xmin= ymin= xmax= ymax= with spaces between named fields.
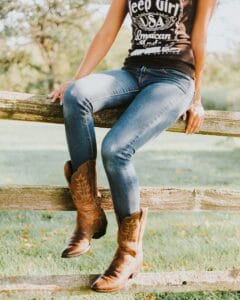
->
xmin=186 ymin=0 xmax=216 ymax=134
xmin=185 ymin=94 xmax=205 ymax=134
xmin=47 ymin=80 xmax=74 ymax=105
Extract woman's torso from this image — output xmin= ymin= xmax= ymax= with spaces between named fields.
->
xmin=122 ymin=0 xmax=198 ymax=78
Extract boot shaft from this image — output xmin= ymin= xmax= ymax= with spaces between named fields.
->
xmin=90 ymin=207 xmax=149 ymax=292
xmin=64 ymin=159 xmax=98 ymax=204
xmin=116 ymin=208 xmax=148 ymax=257
xmin=61 ymin=159 xmax=108 ymax=258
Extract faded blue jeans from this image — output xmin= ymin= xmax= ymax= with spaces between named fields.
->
xmin=63 ymin=66 xmax=195 ymax=220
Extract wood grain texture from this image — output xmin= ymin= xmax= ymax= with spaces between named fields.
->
xmin=0 ymin=185 xmax=240 ymax=211
xmin=1 ymin=269 xmax=240 ymax=296
xmin=1 ymin=91 xmax=240 ymax=136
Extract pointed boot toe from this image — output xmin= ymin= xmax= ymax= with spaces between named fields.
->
xmin=61 ymin=238 xmax=91 ymax=258
xmin=91 ymin=275 xmax=117 ymax=292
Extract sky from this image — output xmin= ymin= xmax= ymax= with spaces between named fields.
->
xmin=206 ymin=1 xmax=240 ymax=53
xmin=95 ymin=1 xmax=240 ymax=54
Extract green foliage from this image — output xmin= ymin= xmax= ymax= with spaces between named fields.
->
xmin=203 ymin=48 xmax=240 ymax=87
xmin=202 ymin=48 xmax=240 ymax=110
xmin=0 ymin=0 xmax=131 ymax=94
xmin=0 ymin=0 xmax=97 ymax=92
xmin=202 ymin=85 xmax=240 ymax=111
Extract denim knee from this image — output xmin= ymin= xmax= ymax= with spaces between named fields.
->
xmin=101 ymin=135 xmax=133 ymax=169
xmin=63 ymin=82 xmax=93 ymax=119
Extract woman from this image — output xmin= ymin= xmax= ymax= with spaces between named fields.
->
xmin=48 ymin=0 xmax=216 ymax=293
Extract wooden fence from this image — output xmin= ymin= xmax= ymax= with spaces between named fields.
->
xmin=0 ymin=91 xmax=240 ymax=297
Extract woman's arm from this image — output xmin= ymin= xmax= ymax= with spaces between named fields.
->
xmin=74 ymin=0 xmax=128 ymax=80
xmin=185 ymin=0 xmax=217 ymax=134
xmin=48 ymin=0 xmax=128 ymax=102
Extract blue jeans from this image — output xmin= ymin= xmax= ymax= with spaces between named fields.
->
xmin=63 ymin=66 xmax=195 ymax=220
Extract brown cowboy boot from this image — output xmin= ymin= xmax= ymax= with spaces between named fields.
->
xmin=91 ymin=207 xmax=148 ymax=292
xmin=61 ymin=159 xmax=108 ymax=258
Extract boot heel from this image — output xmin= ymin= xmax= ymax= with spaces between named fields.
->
xmin=129 ymin=265 xmax=141 ymax=279
xmin=129 ymin=270 xmax=139 ymax=279
xmin=92 ymin=227 xmax=106 ymax=239
xmin=92 ymin=216 xmax=108 ymax=239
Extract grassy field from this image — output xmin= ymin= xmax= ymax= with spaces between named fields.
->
xmin=0 ymin=120 xmax=240 ymax=299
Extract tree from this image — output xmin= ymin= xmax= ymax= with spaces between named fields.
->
xmin=0 ymin=0 xmax=95 ymax=92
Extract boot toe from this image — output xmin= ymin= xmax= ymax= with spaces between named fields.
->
xmin=61 ymin=248 xmax=74 ymax=258
xmin=91 ymin=275 xmax=121 ymax=292
xmin=61 ymin=240 xmax=91 ymax=258
xmin=91 ymin=276 xmax=108 ymax=292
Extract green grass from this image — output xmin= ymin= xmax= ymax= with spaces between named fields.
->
xmin=0 ymin=120 xmax=240 ymax=299
xmin=1 ymin=210 xmax=240 ymax=275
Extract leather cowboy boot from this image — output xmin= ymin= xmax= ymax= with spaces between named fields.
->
xmin=91 ymin=207 xmax=148 ymax=292
xmin=61 ymin=159 xmax=108 ymax=258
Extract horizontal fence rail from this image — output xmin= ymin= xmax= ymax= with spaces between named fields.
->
xmin=0 ymin=186 xmax=240 ymax=211
xmin=1 ymin=269 xmax=240 ymax=296
xmin=1 ymin=91 xmax=240 ymax=137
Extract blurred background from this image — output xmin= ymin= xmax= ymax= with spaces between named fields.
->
xmin=0 ymin=1 xmax=240 ymax=299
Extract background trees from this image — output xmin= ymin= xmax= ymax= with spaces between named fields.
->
xmin=0 ymin=0 xmax=96 ymax=91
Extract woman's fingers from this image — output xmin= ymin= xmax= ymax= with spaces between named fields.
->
xmin=186 ymin=110 xmax=194 ymax=133
xmin=47 ymin=90 xmax=58 ymax=102
xmin=47 ymin=91 xmax=54 ymax=99
xmin=47 ymin=88 xmax=62 ymax=103
xmin=189 ymin=117 xmax=201 ymax=134
xmin=186 ymin=103 xmax=205 ymax=134
xmin=47 ymin=80 xmax=74 ymax=105
xmin=52 ymin=89 xmax=61 ymax=102
xmin=187 ymin=114 xmax=203 ymax=134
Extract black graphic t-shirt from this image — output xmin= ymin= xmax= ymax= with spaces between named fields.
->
xmin=122 ymin=0 xmax=198 ymax=78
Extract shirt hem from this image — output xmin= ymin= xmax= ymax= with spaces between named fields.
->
xmin=122 ymin=56 xmax=195 ymax=79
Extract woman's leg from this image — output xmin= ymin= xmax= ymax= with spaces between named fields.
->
xmin=91 ymin=70 xmax=195 ymax=292
xmin=61 ymin=68 xmax=140 ymax=258
xmin=63 ymin=68 xmax=140 ymax=172
xmin=101 ymin=71 xmax=195 ymax=220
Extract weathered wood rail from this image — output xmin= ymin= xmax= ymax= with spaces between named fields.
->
xmin=1 ymin=269 xmax=240 ymax=297
xmin=0 ymin=186 xmax=240 ymax=211
xmin=1 ymin=91 xmax=240 ymax=136
xmin=1 ymin=91 xmax=240 ymax=296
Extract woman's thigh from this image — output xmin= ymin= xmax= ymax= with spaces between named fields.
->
xmin=101 ymin=76 xmax=194 ymax=157
xmin=65 ymin=68 xmax=140 ymax=113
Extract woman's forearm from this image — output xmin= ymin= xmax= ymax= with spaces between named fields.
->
xmin=190 ymin=0 xmax=217 ymax=105
xmin=73 ymin=0 xmax=128 ymax=80
xmin=192 ymin=41 xmax=206 ymax=104
xmin=73 ymin=30 xmax=116 ymax=80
